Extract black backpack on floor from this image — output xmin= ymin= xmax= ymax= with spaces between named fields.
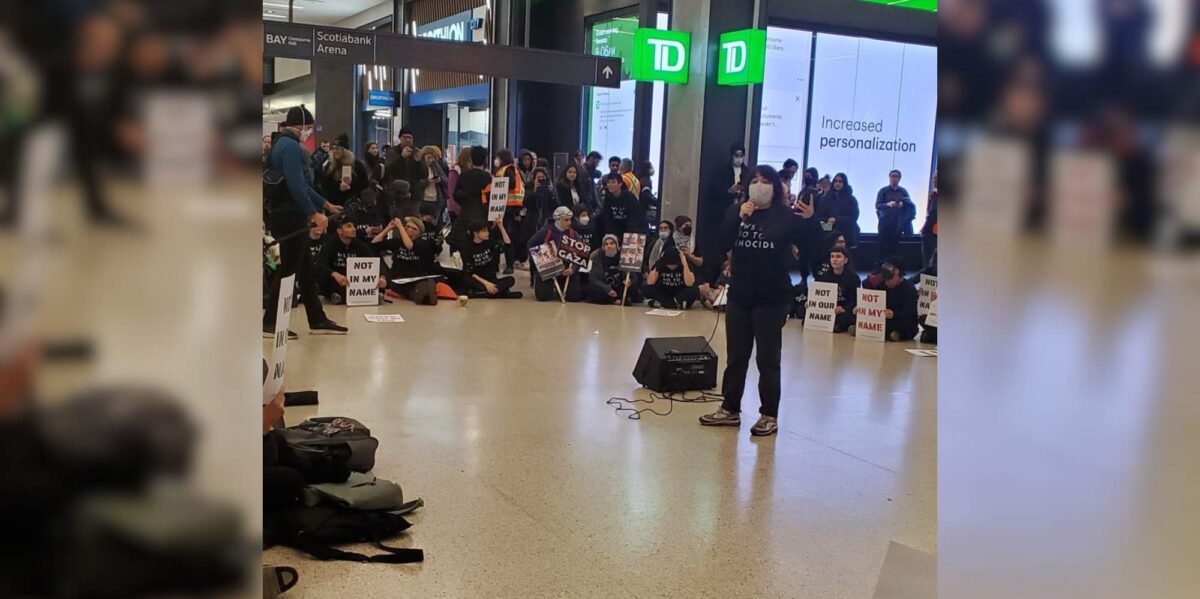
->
xmin=266 ymin=504 xmax=424 ymax=564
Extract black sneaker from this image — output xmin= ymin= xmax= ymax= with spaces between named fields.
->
xmin=502 ymin=265 xmax=515 ymax=275
xmin=263 ymin=327 xmax=299 ymax=341
xmin=310 ymin=320 xmax=348 ymax=335
xmin=683 ymin=300 xmax=695 ymax=310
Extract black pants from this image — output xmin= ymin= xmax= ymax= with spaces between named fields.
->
xmin=504 ymin=207 xmax=526 ymax=264
xmin=464 ymin=273 xmax=520 ymax=298
xmin=389 ymin=279 xmax=438 ymax=305
xmin=834 ymin=310 xmax=854 ymax=333
xmin=534 ymin=273 xmax=583 ymax=302
xmin=921 ymin=232 xmax=937 ymax=270
xmin=720 ymin=300 xmax=791 ymax=419
xmin=264 ymin=211 xmax=329 ymax=328
xmin=643 ymin=283 xmax=700 ymax=308
xmin=877 ymin=216 xmax=901 ymax=263
xmin=887 ymin=318 xmax=919 ymax=341
xmin=587 ymin=275 xmax=642 ymax=304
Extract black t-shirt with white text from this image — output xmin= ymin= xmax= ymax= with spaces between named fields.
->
xmin=464 ymin=238 xmax=503 ymax=277
xmin=375 ymin=237 xmax=436 ymax=280
xmin=714 ymin=203 xmax=809 ymax=306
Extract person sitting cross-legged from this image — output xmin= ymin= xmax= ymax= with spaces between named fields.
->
xmin=372 ymin=216 xmax=439 ymax=306
xmin=459 ymin=219 xmax=523 ymax=299
xmin=586 ymin=234 xmax=641 ymax=305
xmin=316 ymin=215 xmax=387 ymax=306
xmin=642 ymin=246 xmax=700 ymax=309
xmin=526 ymin=206 xmax=585 ymax=302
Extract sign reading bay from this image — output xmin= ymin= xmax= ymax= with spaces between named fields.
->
xmin=631 ymin=28 xmax=690 ymax=84
xmin=314 ymin=28 xmax=375 ymax=63
xmin=718 ymin=29 xmax=766 ymax=86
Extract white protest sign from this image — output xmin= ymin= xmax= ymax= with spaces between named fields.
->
xmin=488 ymin=176 xmax=509 ymax=222
xmin=906 ymin=349 xmax=938 ymax=357
xmin=926 ymin=295 xmax=938 ymax=328
xmin=346 ymin=257 xmax=380 ymax=307
xmin=619 ymin=233 xmax=646 ymax=273
xmin=390 ymin=275 xmax=441 ymax=285
xmin=918 ymin=274 xmax=938 ymax=315
xmin=364 ymin=314 xmax=406 ymax=323
xmin=855 ymin=288 xmax=887 ymax=342
xmin=263 ymin=273 xmax=295 ymax=405
xmin=341 ymin=165 xmax=352 ymax=185
xmin=646 ymin=309 xmax=682 ymax=317
xmin=804 ymin=282 xmax=839 ymax=333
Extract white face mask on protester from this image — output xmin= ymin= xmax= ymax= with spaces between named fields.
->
xmin=732 ymin=156 xmax=744 ymax=167
xmin=579 ymin=216 xmax=590 ymax=226
xmin=748 ymin=182 xmax=774 ymax=207
xmin=494 ymin=158 xmax=502 ymax=168
xmin=659 ymin=231 xmax=671 ymax=240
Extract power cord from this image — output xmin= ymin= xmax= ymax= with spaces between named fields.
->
xmin=607 ymin=390 xmax=724 ymax=420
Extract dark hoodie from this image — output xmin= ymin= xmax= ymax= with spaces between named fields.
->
xmin=527 ymin=221 xmax=585 ymax=277
xmin=650 ymin=247 xmax=688 ymax=289
xmin=374 ymin=233 xmax=436 ymax=280
xmin=316 ymin=233 xmax=377 ymax=281
xmin=814 ymin=261 xmax=861 ymax=309
xmin=817 ymin=174 xmax=861 ymax=248
xmin=863 ymin=270 xmax=919 ymax=333
xmin=598 ymin=186 xmax=641 ymax=239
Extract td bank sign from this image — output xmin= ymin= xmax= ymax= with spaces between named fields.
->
xmin=630 ymin=28 xmax=765 ymax=86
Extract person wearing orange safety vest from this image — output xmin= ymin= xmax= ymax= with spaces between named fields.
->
xmin=618 ymin=158 xmax=640 ymax=197
xmin=481 ymin=149 xmax=527 ymax=273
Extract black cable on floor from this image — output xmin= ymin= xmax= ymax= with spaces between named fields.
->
xmin=606 ymin=390 xmax=724 ymax=420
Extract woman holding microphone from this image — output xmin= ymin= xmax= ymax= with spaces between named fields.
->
xmin=699 ymin=165 xmax=813 ymax=437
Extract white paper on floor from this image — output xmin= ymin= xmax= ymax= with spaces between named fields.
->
xmin=645 ymin=309 xmax=683 ymax=317
xmin=905 ymin=349 xmax=937 ymax=357
xmin=364 ymin=314 xmax=406 ymax=323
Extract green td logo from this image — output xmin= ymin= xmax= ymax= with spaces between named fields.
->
xmin=717 ymin=29 xmax=766 ymax=86
xmin=631 ymin=28 xmax=691 ymax=84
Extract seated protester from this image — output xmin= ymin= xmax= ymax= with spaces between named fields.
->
xmin=320 ymin=134 xmax=370 ymax=208
xmin=571 ymin=203 xmax=598 ymax=250
xmin=372 ymin=217 xmax=439 ymax=306
xmin=316 ymin=216 xmax=387 ymax=304
xmin=597 ymin=174 xmax=642 ymax=240
xmin=417 ymin=204 xmax=444 ymax=256
xmin=527 ymin=207 xmax=585 ymax=303
xmin=855 ymin=255 xmax=919 ymax=341
xmin=672 ymin=215 xmax=704 ymax=277
xmin=644 ymin=219 xmax=676 ymax=273
xmin=643 ymin=246 xmax=700 ymax=309
xmin=460 ymin=219 xmax=523 ymax=299
xmin=344 ymin=184 xmax=388 ymax=241
xmin=813 ymin=246 xmax=860 ymax=333
xmin=918 ymin=249 xmax=937 ymax=344
xmin=586 ymin=234 xmax=641 ymax=305
xmin=699 ymin=255 xmax=732 ymax=310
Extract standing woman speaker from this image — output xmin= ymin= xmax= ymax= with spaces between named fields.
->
xmin=699 ymin=165 xmax=814 ymax=436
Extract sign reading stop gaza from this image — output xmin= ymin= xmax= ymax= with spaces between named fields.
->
xmin=856 ymin=288 xmax=887 ymax=342
xmin=804 ymin=282 xmax=839 ymax=333
xmin=557 ymin=235 xmax=591 ymax=270
xmin=346 ymin=257 xmax=380 ymax=307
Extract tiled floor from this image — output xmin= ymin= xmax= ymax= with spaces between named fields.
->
xmin=264 ymin=291 xmax=936 ymax=598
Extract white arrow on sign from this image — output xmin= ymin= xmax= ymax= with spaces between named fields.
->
xmin=602 ymin=65 xmax=614 ymax=79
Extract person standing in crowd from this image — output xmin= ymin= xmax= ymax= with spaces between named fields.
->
xmin=643 ymin=246 xmax=700 ymax=309
xmin=416 ymin=146 xmax=448 ymax=226
xmin=448 ymin=146 xmax=492 ymax=257
xmin=645 ymin=219 xmax=676 ymax=272
xmin=700 ymin=164 xmax=815 ymax=437
xmin=461 ymin=219 xmax=522 ymax=299
xmin=607 ymin=156 xmax=621 ymax=177
xmin=517 ymin=150 xmax=536 ymax=187
xmin=320 ymin=134 xmax=369 ymax=209
xmin=855 ymin=255 xmax=919 ymax=341
xmin=717 ymin=144 xmax=753 ymax=206
xmin=875 ymin=169 xmax=912 ymax=262
xmin=363 ymin=142 xmax=384 ymax=183
xmin=262 ymin=135 xmax=273 ymax=164
xmin=524 ymin=167 xmax=557 ymax=244
xmin=310 ymin=138 xmax=330 ymax=174
xmin=597 ymin=174 xmax=642 ymax=240
xmin=781 ymin=158 xmax=800 ymax=182
xmin=316 ymin=216 xmax=386 ymax=305
xmin=636 ymin=161 xmax=659 ymax=232
xmin=619 ymin=158 xmax=641 ymax=196
xmin=797 ymin=167 xmax=820 ymax=208
xmin=384 ymin=128 xmax=426 ymax=190
xmin=527 ymin=206 xmax=585 ymax=302
xmin=779 ymin=169 xmax=796 ymax=205
xmin=578 ymin=153 xmax=603 ymax=214
xmin=791 ymin=166 xmax=824 ymax=282
xmin=587 ymin=234 xmax=641 ymax=305
xmin=373 ymin=216 xmax=439 ymax=306
xmin=818 ymin=172 xmax=861 ymax=250
xmin=921 ymin=170 xmax=938 ymax=271
xmin=813 ymin=246 xmax=860 ymax=333
xmin=557 ymin=163 xmax=583 ymax=210
xmin=447 ymin=147 xmax=472 ymax=219
xmin=491 ymin=149 xmax=526 ymax=273
xmin=262 ymin=105 xmax=347 ymax=337
xmin=583 ymin=151 xmax=604 ymax=182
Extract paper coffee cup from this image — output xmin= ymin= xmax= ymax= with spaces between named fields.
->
xmin=458 ymin=295 xmax=469 ymax=307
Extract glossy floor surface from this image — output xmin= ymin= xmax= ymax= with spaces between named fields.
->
xmin=264 ymin=289 xmax=937 ymax=598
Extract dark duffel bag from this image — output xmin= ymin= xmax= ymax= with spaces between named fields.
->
xmin=287 ymin=417 xmax=380 ymax=473
xmin=265 ymin=504 xmax=424 ymax=565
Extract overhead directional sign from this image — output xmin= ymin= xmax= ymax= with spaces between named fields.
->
xmin=264 ymin=22 xmax=621 ymax=89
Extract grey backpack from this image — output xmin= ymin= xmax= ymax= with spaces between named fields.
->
xmin=304 ymin=471 xmax=423 ymax=514
xmin=285 ymin=417 xmax=380 ymax=473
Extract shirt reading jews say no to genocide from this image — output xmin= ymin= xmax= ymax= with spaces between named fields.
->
xmin=714 ymin=202 xmax=809 ymax=307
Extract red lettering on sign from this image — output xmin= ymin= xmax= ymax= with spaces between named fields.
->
xmin=861 ymin=322 xmax=883 ymax=332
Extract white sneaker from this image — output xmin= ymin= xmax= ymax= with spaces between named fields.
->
xmin=699 ymin=407 xmax=741 ymax=427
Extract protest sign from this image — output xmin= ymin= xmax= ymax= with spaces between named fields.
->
xmin=488 ymin=176 xmax=509 ymax=222
xmin=619 ymin=233 xmax=646 ymax=273
xmin=926 ymin=295 xmax=938 ymax=328
xmin=918 ymin=274 xmax=938 ymax=315
xmin=530 ymin=242 xmax=565 ymax=280
xmin=346 ymin=257 xmax=380 ymax=307
xmin=390 ymin=275 xmax=441 ymax=286
xmin=557 ymin=234 xmax=592 ymax=270
xmin=804 ymin=282 xmax=839 ymax=333
xmin=340 ymin=165 xmax=352 ymax=186
xmin=645 ymin=309 xmax=682 ymax=317
xmin=364 ymin=314 xmax=406 ymax=323
xmin=856 ymin=288 xmax=887 ymax=342
xmin=263 ymin=274 xmax=295 ymax=405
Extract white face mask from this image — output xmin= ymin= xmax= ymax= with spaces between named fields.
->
xmin=299 ymin=128 xmax=313 ymax=142
xmin=732 ymin=156 xmax=745 ymax=167
xmin=578 ymin=216 xmax=590 ymax=226
xmin=659 ymin=231 xmax=671 ymax=240
xmin=493 ymin=158 xmax=501 ymax=168
xmin=749 ymin=182 xmax=774 ymax=207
